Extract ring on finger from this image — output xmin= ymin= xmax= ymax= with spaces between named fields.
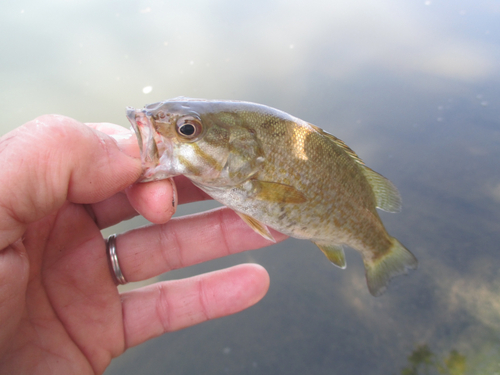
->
xmin=106 ymin=234 xmax=128 ymax=285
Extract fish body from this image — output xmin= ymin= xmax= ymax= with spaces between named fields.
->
xmin=127 ymin=97 xmax=417 ymax=296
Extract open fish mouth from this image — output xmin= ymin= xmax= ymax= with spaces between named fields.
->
xmin=126 ymin=106 xmax=174 ymax=182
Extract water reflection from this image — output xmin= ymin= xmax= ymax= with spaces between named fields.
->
xmin=401 ymin=345 xmax=466 ymax=375
xmin=401 ymin=343 xmax=500 ymax=375
xmin=1 ymin=0 xmax=500 ymax=374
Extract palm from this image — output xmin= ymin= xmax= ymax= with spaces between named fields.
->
xmin=11 ymin=202 xmax=123 ymax=374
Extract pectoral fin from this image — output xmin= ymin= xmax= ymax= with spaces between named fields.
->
xmin=314 ymin=242 xmax=347 ymax=269
xmin=235 ymin=212 xmax=276 ymax=242
xmin=254 ymin=181 xmax=307 ymax=204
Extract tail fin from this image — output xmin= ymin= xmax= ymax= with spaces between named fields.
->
xmin=363 ymin=238 xmax=417 ymax=297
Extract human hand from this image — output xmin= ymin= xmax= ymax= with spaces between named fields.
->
xmin=0 ymin=115 xmax=286 ymax=374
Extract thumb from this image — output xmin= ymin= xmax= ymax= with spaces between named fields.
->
xmin=0 ymin=114 xmax=142 ymax=249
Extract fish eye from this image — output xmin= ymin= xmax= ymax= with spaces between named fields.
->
xmin=176 ymin=116 xmax=203 ymax=140
xmin=179 ymin=123 xmax=195 ymax=136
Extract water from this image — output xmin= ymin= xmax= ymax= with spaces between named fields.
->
xmin=2 ymin=1 xmax=500 ymax=374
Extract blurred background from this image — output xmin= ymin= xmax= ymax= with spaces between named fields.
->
xmin=2 ymin=1 xmax=500 ymax=374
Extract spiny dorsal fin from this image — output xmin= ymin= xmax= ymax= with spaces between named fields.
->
xmin=308 ymin=123 xmax=365 ymax=166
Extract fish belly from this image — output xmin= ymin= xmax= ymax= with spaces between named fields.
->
xmin=195 ymin=181 xmax=366 ymax=245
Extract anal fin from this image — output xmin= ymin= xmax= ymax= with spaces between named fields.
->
xmin=314 ymin=242 xmax=346 ymax=269
xmin=235 ymin=212 xmax=276 ymax=242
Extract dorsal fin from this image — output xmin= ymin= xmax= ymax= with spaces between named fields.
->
xmin=308 ymin=123 xmax=402 ymax=213
xmin=308 ymin=123 xmax=365 ymax=166
xmin=361 ymin=166 xmax=402 ymax=213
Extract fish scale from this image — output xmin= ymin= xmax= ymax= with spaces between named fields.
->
xmin=127 ymin=97 xmax=417 ymax=296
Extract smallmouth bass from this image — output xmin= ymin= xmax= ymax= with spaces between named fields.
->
xmin=127 ymin=97 xmax=417 ymax=296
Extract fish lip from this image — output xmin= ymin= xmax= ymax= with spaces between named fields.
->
xmin=126 ymin=107 xmax=155 ymax=166
xmin=126 ymin=106 xmax=161 ymax=182
xmin=126 ymin=107 xmax=144 ymax=153
xmin=126 ymin=105 xmax=180 ymax=182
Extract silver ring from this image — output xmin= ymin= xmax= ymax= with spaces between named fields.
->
xmin=106 ymin=234 xmax=128 ymax=285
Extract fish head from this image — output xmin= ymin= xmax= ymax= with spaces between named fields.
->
xmin=127 ymin=97 xmax=265 ymax=186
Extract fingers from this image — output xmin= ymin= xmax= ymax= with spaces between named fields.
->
xmin=173 ymin=175 xmax=212 ymax=204
xmin=87 ymin=123 xmax=212 ymax=206
xmin=88 ymin=179 xmax=178 ymax=228
xmin=114 ymin=207 xmax=287 ymax=282
xmin=125 ymin=179 xmax=177 ymax=224
xmin=0 ymin=240 xmax=29 ymax=355
xmin=121 ymin=263 xmax=270 ymax=348
xmin=0 ymin=115 xmax=142 ymax=249
xmin=85 ymin=122 xmax=140 ymax=159
xmin=86 ymin=124 xmax=210 ymax=226
xmin=85 ymin=192 xmax=139 ymax=229
xmin=84 ymin=124 xmax=210 ymax=227
xmin=0 ymin=117 xmax=212 ymax=238
xmin=86 ymin=124 xmax=178 ymax=226
xmin=89 ymin=177 xmax=205 ymax=229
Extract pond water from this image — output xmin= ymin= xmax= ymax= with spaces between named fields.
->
xmin=2 ymin=1 xmax=500 ymax=374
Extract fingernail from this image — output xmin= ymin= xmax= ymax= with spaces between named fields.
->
xmin=109 ymin=133 xmax=133 ymax=141
xmin=109 ymin=133 xmax=141 ymax=159
xmin=169 ymin=177 xmax=178 ymax=213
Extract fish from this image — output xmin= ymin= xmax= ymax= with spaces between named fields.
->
xmin=126 ymin=97 xmax=417 ymax=296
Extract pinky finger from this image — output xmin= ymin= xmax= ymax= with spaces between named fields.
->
xmin=120 ymin=263 xmax=270 ymax=349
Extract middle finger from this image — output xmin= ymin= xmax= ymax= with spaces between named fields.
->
xmin=114 ymin=207 xmax=288 ymax=282
xmin=91 ymin=176 xmax=212 ymax=229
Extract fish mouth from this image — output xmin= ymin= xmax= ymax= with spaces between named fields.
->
xmin=126 ymin=107 xmax=175 ymax=182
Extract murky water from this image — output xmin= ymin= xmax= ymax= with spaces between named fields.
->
xmin=2 ymin=1 xmax=500 ymax=374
